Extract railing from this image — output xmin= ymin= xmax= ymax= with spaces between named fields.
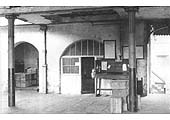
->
xmin=152 ymin=71 xmax=165 ymax=84
xmin=151 ymin=71 xmax=166 ymax=94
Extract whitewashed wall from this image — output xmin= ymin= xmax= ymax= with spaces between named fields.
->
xmin=47 ymin=23 xmax=120 ymax=94
xmin=0 ymin=25 xmax=44 ymax=93
xmin=0 ymin=22 xmax=146 ymax=94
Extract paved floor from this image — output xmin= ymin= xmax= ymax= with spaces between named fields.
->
xmin=0 ymin=88 xmax=170 ymax=114
xmin=137 ymin=94 xmax=170 ymax=114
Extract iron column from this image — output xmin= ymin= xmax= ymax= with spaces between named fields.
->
xmin=40 ymin=25 xmax=48 ymax=94
xmin=125 ymin=7 xmax=138 ymax=112
xmin=5 ymin=14 xmax=17 ymax=107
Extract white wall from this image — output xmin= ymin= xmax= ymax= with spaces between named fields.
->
xmin=47 ymin=23 xmax=120 ymax=94
xmin=0 ymin=22 xmax=146 ymax=94
xmin=0 ymin=27 xmax=8 ymax=92
xmin=61 ymin=75 xmax=81 ymax=94
xmin=151 ymin=35 xmax=170 ymax=94
xmin=0 ymin=23 xmax=120 ymax=94
xmin=0 ymin=25 xmax=44 ymax=92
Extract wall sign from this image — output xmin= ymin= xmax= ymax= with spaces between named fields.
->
xmin=101 ymin=61 xmax=107 ymax=70
xmin=104 ymin=40 xmax=116 ymax=59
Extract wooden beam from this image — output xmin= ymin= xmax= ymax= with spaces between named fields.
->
xmin=0 ymin=6 xmax=116 ymax=16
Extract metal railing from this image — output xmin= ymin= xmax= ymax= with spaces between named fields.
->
xmin=152 ymin=71 xmax=165 ymax=84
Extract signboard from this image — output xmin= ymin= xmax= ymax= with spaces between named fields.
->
xmin=104 ymin=40 xmax=116 ymax=59
xmin=123 ymin=46 xmax=144 ymax=59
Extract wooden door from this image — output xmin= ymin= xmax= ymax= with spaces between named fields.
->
xmin=81 ymin=57 xmax=95 ymax=94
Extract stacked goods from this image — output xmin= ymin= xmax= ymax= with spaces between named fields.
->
xmin=27 ymin=73 xmax=37 ymax=86
xmin=31 ymin=73 xmax=37 ymax=85
xmin=20 ymin=73 xmax=27 ymax=87
xmin=111 ymin=80 xmax=129 ymax=112
xmin=15 ymin=73 xmax=32 ymax=88
xmin=110 ymin=97 xmax=123 ymax=113
xmin=20 ymin=73 xmax=31 ymax=87
xmin=31 ymin=80 xmax=37 ymax=85
xmin=25 ymin=73 xmax=34 ymax=87
xmin=15 ymin=73 xmax=24 ymax=87
xmin=27 ymin=68 xmax=32 ymax=74
xmin=32 ymin=68 xmax=37 ymax=74
xmin=26 ymin=67 xmax=37 ymax=74
xmin=26 ymin=68 xmax=38 ymax=86
xmin=111 ymin=80 xmax=129 ymax=97
xmin=15 ymin=68 xmax=38 ymax=88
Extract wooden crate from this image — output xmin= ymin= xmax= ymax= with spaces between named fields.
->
xmin=16 ymin=81 xmax=21 ymax=87
xmin=111 ymin=80 xmax=128 ymax=89
xmin=112 ymin=89 xmax=129 ymax=97
xmin=110 ymin=97 xmax=123 ymax=113
xmin=15 ymin=73 xmax=25 ymax=79
xmin=15 ymin=72 xmax=38 ymax=87
xmin=31 ymin=80 xmax=37 ymax=85
xmin=20 ymin=81 xmax=31 ymax=87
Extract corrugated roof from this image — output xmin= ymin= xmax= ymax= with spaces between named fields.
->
xmin=154 ymin=27 xmax=170 ymax=35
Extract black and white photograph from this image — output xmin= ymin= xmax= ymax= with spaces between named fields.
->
xmin=0 ymin=1 xmax=170 ymax=119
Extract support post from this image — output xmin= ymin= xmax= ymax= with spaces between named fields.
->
xmin=40 ymin=25 xmax=48 ymax=94
xmin=125 ymin=7 xmax=138 ymax=112
xmin=5 ymin=14 xmax=17 ymax=107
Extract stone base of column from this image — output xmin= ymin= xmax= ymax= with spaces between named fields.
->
xmin=8 ymin=68 xmax=15 ymax=107
xmin=39 ymin=65 xmax=48 ymax=94
xmin=129 ymin=68 xmax=137 ymax=112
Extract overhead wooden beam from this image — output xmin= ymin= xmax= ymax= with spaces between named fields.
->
xmin=0 ymin=6 xmax=116 ymax=16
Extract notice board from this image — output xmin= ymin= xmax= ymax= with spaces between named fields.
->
xmin=104 ymin=40 xmax=116 ymax=59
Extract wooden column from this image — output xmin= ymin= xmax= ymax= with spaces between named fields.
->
xmin=5 ymin=14 xmax=17 ymax=107
xmin=40 ymin=25 xmax=48 ymax=94
xmin=125 ymin=7 xmax=138 ymax=112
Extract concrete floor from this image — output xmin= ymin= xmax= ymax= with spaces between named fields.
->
xmin=0 ymin=88 xmax=170 ymax=114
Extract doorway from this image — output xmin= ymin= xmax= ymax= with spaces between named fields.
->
xmin=150 ymin=35 xmax=170 ymax=94
xmin=81 ymin=57 xmax=95 ymax=94
xmin=15 ymin=42 xmax=39 ymax=89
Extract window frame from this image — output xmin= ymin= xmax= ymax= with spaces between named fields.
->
xmin=62 ymin=56 xmax=80 ymax=75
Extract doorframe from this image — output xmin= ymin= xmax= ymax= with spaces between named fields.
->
xmin=81 ymin=57 xmax=95 ymax=94
xmin=14 ymin=41 xmax=39 ymax=87
xmin=147 ymin=39 xmax=151 ymax=95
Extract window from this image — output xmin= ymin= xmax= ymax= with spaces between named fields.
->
xmin=62 ymin=40 xmax=104 ymax=56
xmin=63 ymin=58 xmax=79 ymax=74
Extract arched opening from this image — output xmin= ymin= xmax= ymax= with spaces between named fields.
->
xmin=60 ymin=39 xmax=104 ymax=94
xmin=148 ymin=24 xmax=170 ymax=95
xmin=150 ymin=35 xmax=170 ymax=94
xmin=15 ymin=42 xmax=39 ymax=89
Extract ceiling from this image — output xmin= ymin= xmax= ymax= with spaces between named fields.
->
xmin=0 ymin=6 xmax=170 ymax=25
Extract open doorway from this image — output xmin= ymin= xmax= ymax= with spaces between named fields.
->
xmin=81 ymin=57 xmax=95 ymax=94
xmin=150 ymin=35 xmax=170 ymax=94
xmin=15 ymin=42 xmax=39 ymax=89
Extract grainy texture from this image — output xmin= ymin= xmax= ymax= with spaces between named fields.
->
xmin=0 ymin=88 xmax=170 ymax=114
